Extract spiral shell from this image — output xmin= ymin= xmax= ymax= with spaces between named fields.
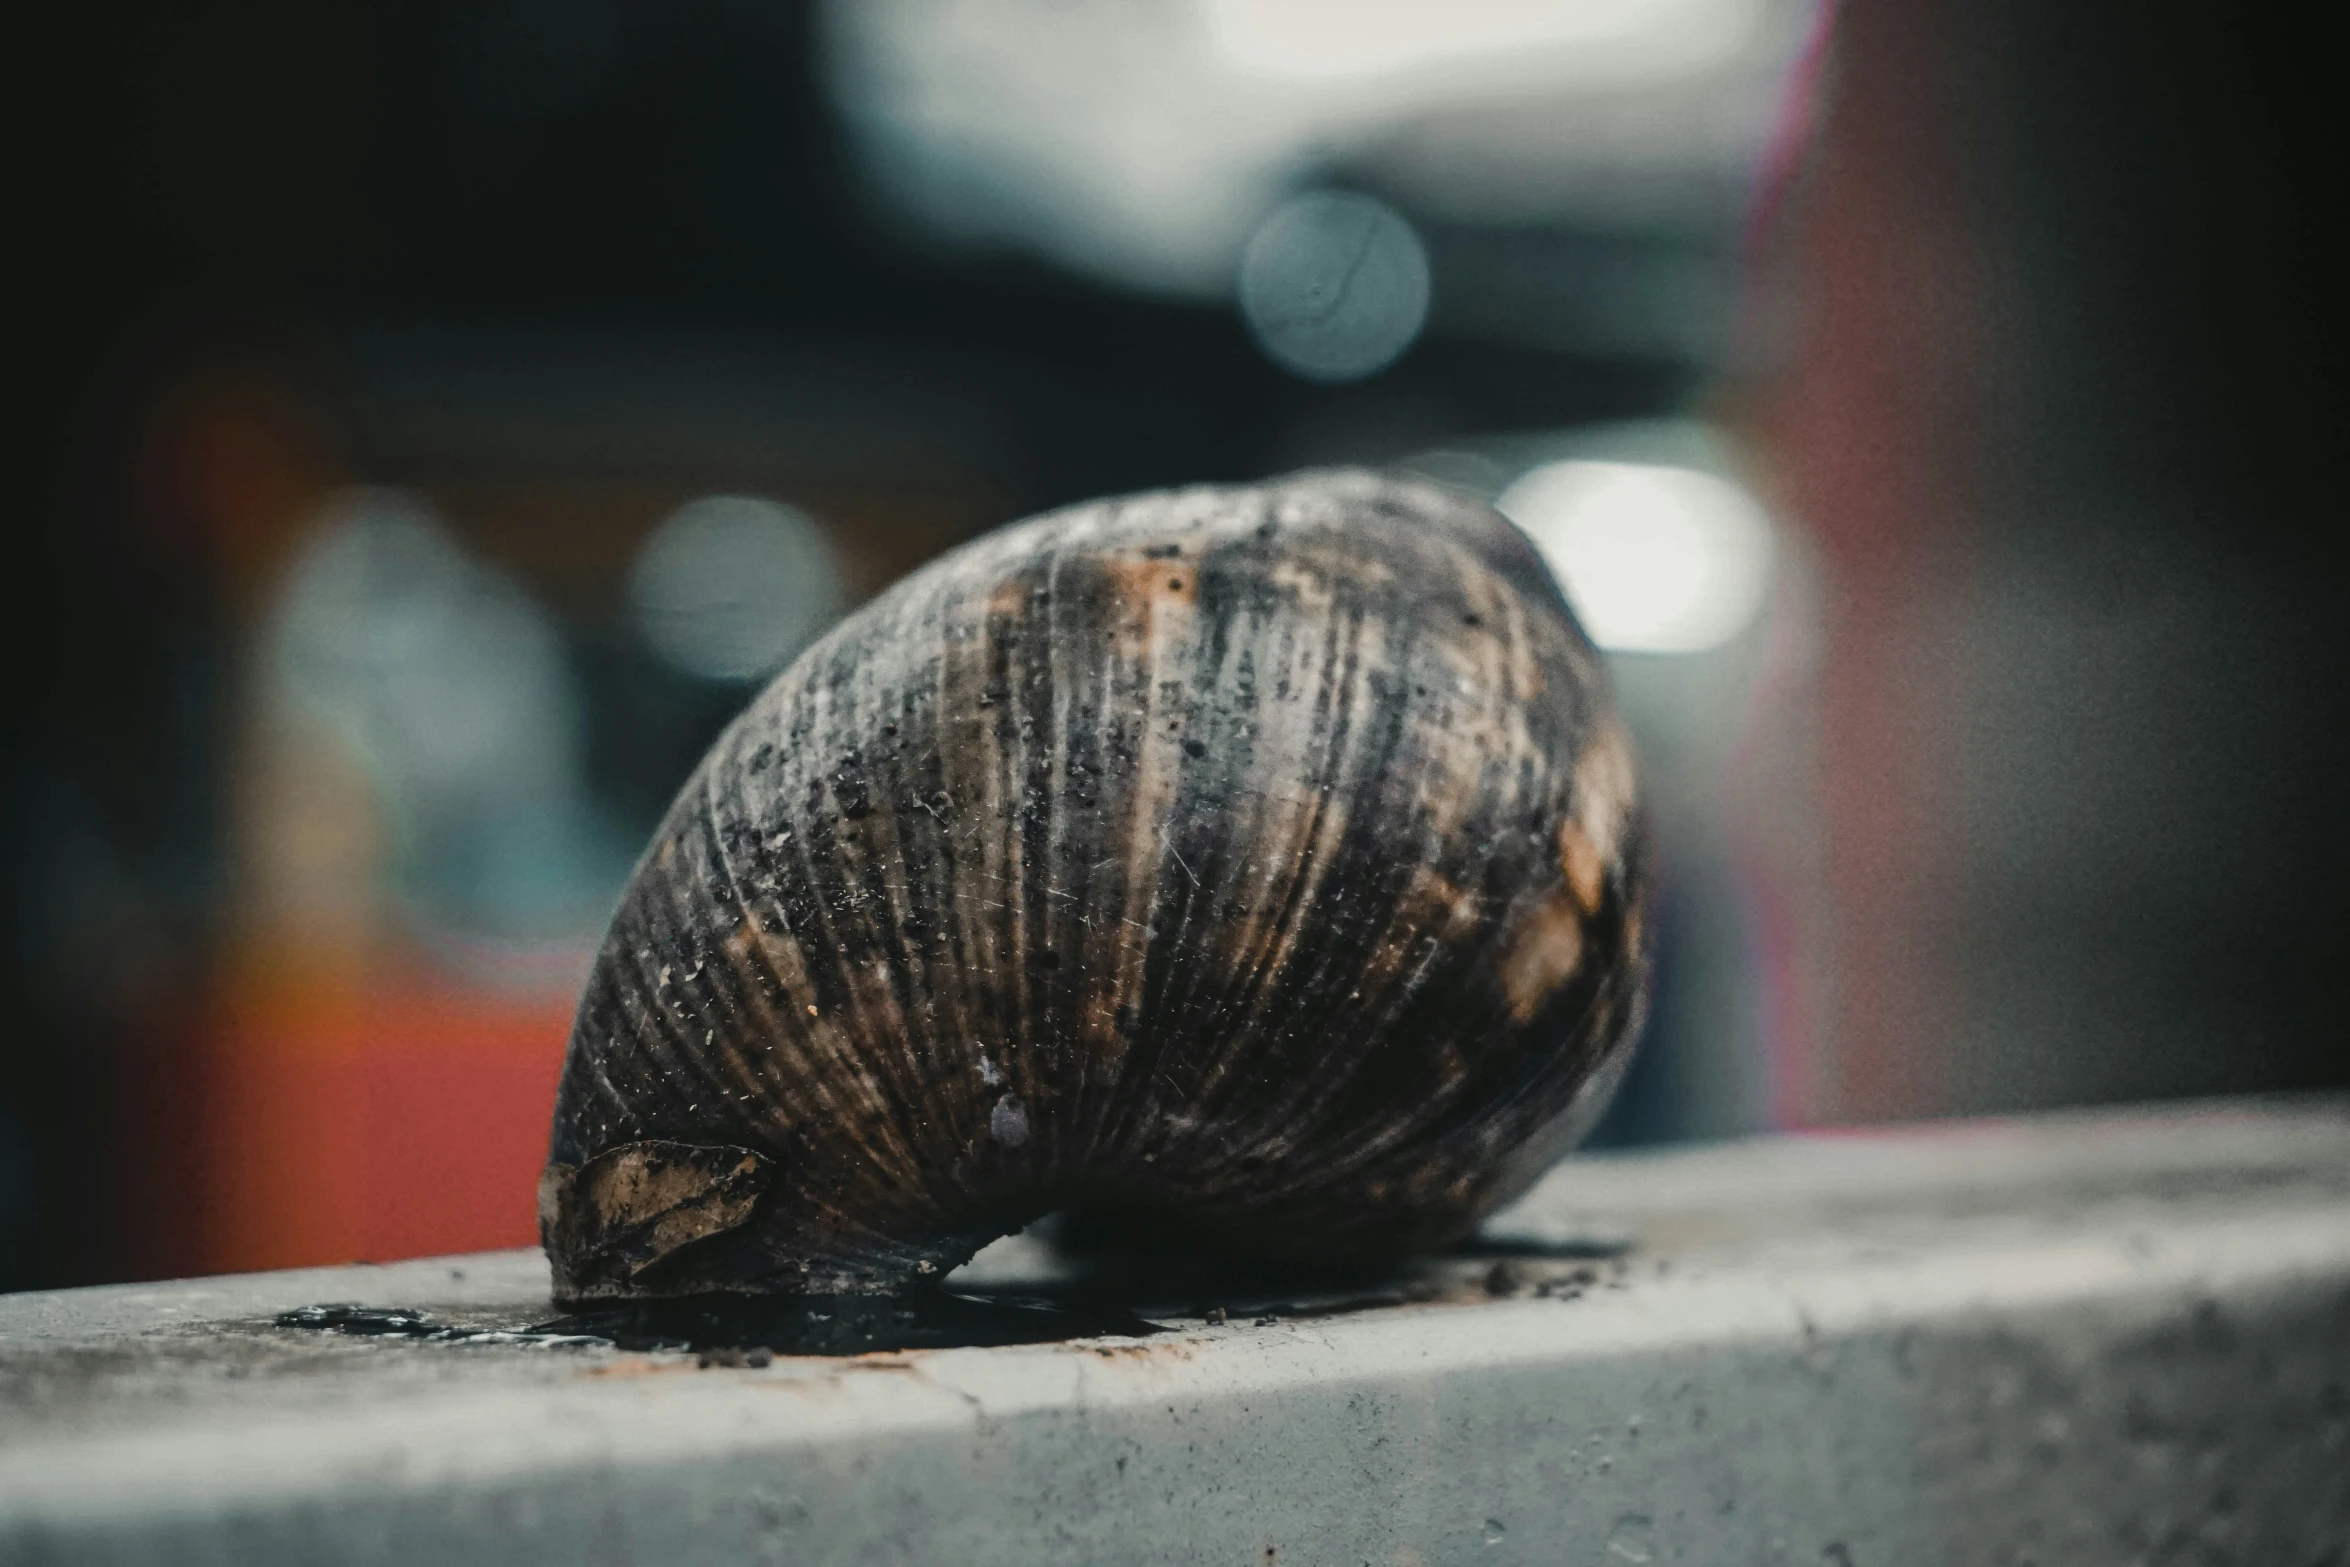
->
xmin=541 ymin=470 xmax=1649 ymax=1300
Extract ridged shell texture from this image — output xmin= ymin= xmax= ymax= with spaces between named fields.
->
xmin=543 ymin=470 xmax=1649 ymax=1299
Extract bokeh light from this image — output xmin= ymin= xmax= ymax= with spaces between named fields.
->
xmin=268 ymin=489 xmax=620 ymax=942
xmin=1206 ymin=0 xmax=1770 ymax=84
xmin=1498 ymin=459 xmax=1774 ymax=654
xmin=1237 ymin=192 xmax=1431 ymax=383
xmin=273 ymin=494 xmax=575 ymax=806
xmin=626 ymin=496 xmax=845 ymax=683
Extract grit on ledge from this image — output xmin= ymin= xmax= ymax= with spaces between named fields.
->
xmin=4 ymin=1096 xmax=2347 ymax=1566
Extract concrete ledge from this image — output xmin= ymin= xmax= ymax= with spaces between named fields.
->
xmin=5 ymin=1097 xmax=2347 ymax=1565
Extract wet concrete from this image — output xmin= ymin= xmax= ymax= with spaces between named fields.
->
xmin=5 ymin=1095 xmax=2346 ymax=1566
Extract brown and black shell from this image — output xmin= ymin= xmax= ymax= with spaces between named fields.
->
xmin=540 ymin=469 xmax=1650 ymax=1301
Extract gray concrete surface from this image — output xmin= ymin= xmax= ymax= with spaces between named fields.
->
xmin=3 ymin=1096 xmax=2346 ymax=1565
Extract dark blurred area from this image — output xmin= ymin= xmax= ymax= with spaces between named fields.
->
xmin=6 ymin=0 xmax=2344 ymax=1292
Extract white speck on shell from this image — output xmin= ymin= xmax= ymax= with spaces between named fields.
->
xmin=990 ymin=1093 xmax=1030 ymax=1148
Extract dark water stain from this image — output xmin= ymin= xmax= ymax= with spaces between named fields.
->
xmin=534 ymin=1292 xmax=1163 ymax=1354
xmin=273 ymin=1304 xmax=602 ymax=1348
xmin=274 ymin=1216 xmax=1628 ymax=1359
xmin=973 ymin=1212 xmax=1635 ymax=1315
xmin=277 ymin=1293 xmax=1162 ymax=1357
xmin=276 ymin=1304 xmax=444 ymax=1337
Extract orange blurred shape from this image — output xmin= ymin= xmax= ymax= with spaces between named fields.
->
xmin=186 ymin=961 xmax=570 ymax=1275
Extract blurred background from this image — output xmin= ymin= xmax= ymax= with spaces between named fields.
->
xmin=7 ymin=0 xmax=2345 ymax=1290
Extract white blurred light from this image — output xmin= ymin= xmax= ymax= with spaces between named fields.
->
xmin=1207 ymin=0 xmax=1762 ymax=82
xmin=628 ymin=496 xmax=843 ymax=682
xmin=1498 ymin=460 xmax=1773 ymax=653
xmin=269 ymin=490 xmax=633 ymax=944
xmin=1238 ymin=192 xmax=1430 ymax=382
xmin=823 ymin=0 xmax=1808 ymax=300
xmin=274 ymin=491 xmax=580 ymax=802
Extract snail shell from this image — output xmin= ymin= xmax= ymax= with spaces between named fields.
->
xmin=541 ymin=469 xmax=1649 ymax=1301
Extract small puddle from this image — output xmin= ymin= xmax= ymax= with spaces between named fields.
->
xmin=272 ymin=1304 xmax=603 ymax=1349
xmin=274 ymin=1219 xmax=1633 ymax=1358
xmin=536 ymin=1292 xmax=1163 ymax=1354
xmin=276 ymin=1293 xmax=1162 ymax=1357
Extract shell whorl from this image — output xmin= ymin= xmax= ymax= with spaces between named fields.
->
xmin=541 ymin=470 xmax=1649 ymax=1300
